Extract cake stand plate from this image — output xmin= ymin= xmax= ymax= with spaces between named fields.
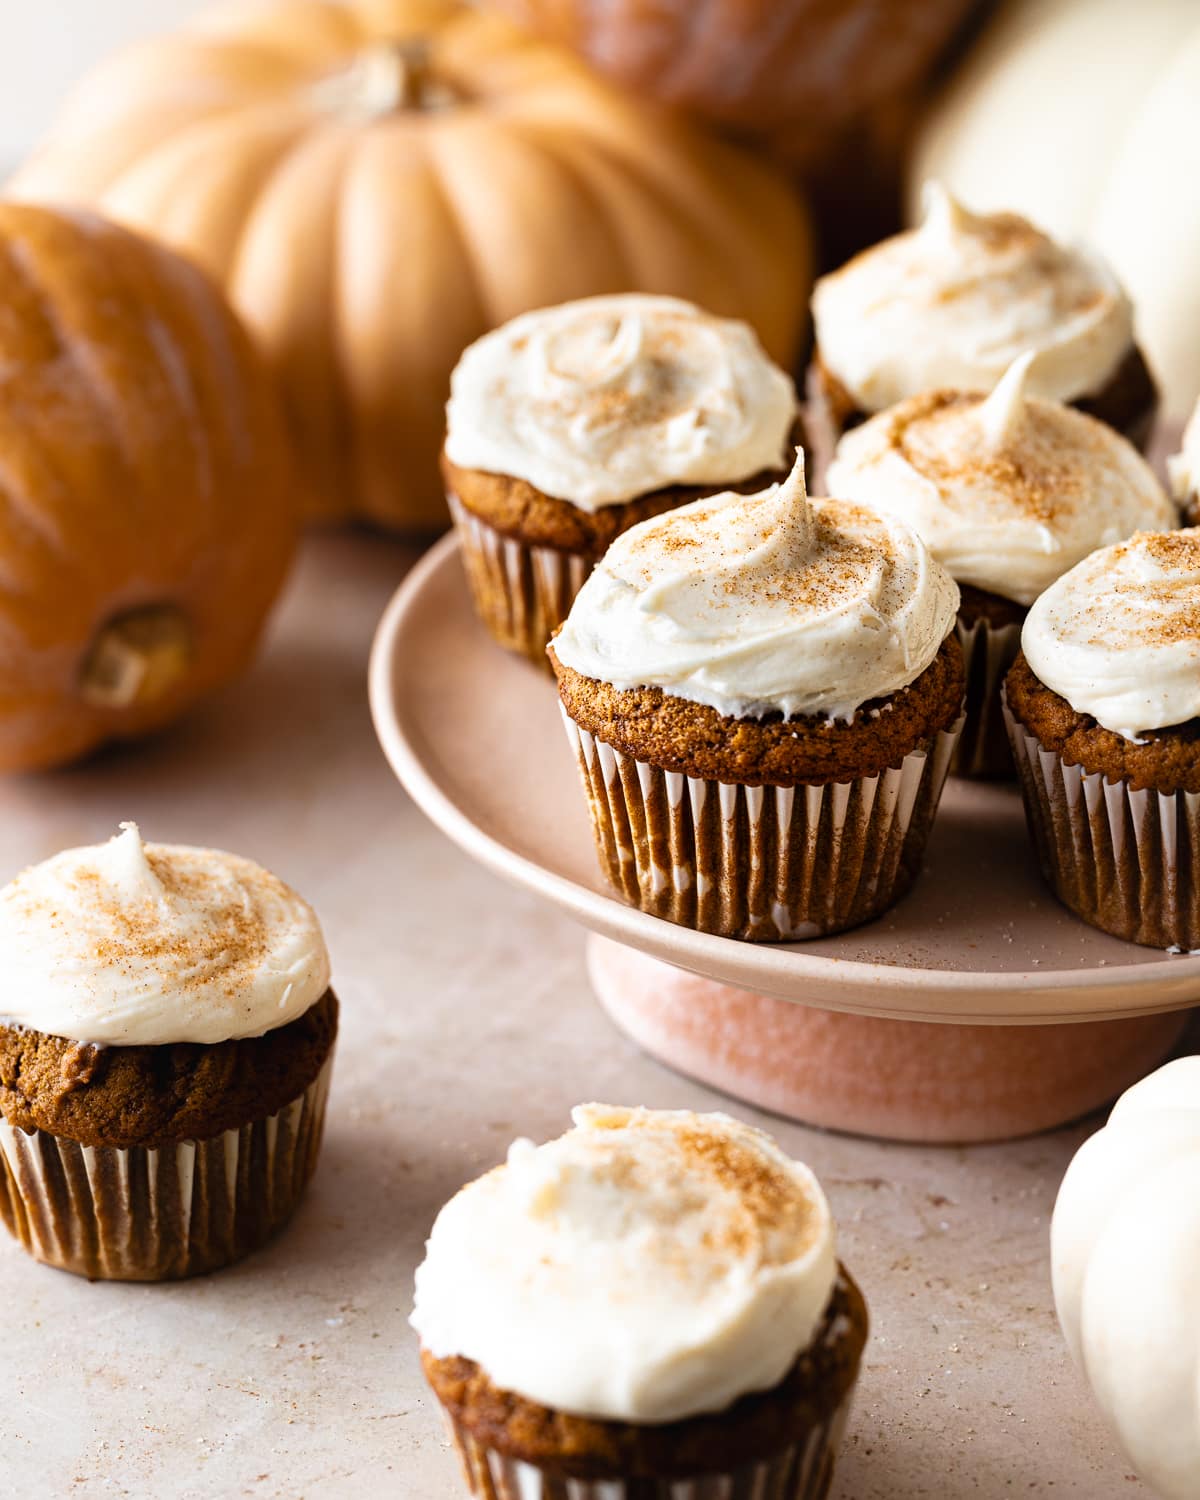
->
xmin=369 ymin=535 xmax=1196 ymax=1140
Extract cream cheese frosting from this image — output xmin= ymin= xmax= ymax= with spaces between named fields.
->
xmin=812 ymin=182 xmax=1135 ymax=413
xmin=551 ymin=453 xmax=960 ymax=720
xmin=410 ymin=1104 xmax=837 ymax=1424
xmin=826 ymin=354 xmax=1175 ymax=606
xmin=443 ymin=294 xmax=796 ymax=510
xmin=1022 ymin=530 xmax=1200 ymax=738
xmin=1168 ymin=397 xmax=1200 ymax=506
xmin=0 ymin=823 xmax=331 ymax=1046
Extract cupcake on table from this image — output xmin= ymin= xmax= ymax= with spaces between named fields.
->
xmin=827 ymin=353 xmax=1176 ymax=776
xmin=412 ymin=1104 xmax=867 ymax=1500
xmin=807 ymin=182 xmax=1158 ymax=485
xmin=1005 ymin=531 xmax=1200 ymax=950
xmin=0 ymin=823 xmax=337 ymax=1280
xmin=443 ymin=294 xmax=797 ymax=667
xmin=1169 ymin=396 xmax=1200 ymax=526
xmin=550 ymin=452 xmax=964 ymax=941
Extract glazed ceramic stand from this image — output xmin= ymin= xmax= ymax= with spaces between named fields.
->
xmin=370 ymin=535 xmax=1197 ymax=1144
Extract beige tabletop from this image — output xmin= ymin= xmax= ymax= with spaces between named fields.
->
xmin=1 ymin=533 xmax=1188 ymax=1500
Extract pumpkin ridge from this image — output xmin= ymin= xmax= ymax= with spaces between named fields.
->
xmin=502 ymin=121 xmax=634 ymax=284
xmin=16 ymin=219 xmax=178 ymax=546
xmin=0 ymin=231 xmax=120 ymax=566
xmin=232 ymin=122 xmax=360 ymax=513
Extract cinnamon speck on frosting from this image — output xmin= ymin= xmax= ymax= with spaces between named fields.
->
xmin=1022 ymin=527 xmax=1200 ymax=737
xmin=827 ymin=368 xmax=1174 ymax=607
xmin=0 ymin=824 xmax=330 ymax=1046
xmin=554 ymin=451 xmax=958 ymax=721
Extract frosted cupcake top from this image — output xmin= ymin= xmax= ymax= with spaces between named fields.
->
xmin=1168 ymin=398 xmax=1200 ymax=505
xmin=410 ymin=1104 xmax=837 ymax=1424
xmin=443 ymin=294 xmax=796 ymax=510
xmin=552 ymin=453 xmax=959 ymax=721
xmin=827 ymin=354 xmax=1175 ymax=606
xmin=812 ymin=183 xmax=1134 ymax=413
xmin=0 ymin=823 xmax=330 ymax=1046
xmin=1022 ymin=530 xmax=1200 ymax=737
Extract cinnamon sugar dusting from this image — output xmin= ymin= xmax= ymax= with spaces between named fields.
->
xmin=0 ymin=824 xmax=330 ymax=1045
xmin=895 ymin=394 xmax=1094 ymax=524
xmin=578 ymin=1104 xmax=823 ymax=1264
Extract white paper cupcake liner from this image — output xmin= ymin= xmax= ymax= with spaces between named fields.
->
xmin=444 ymin=1400 xmax=851 ymax=1500
xmin=0 ymin=1053 xmax=333 ymax=1281
xmin=1003 ymin=693 xmax=1200 ymax=950
xmin=449 ymin=492 xmax=591 ymax=671
xmin=562 ymin=708 xmax=962 ymax=941
xmin=952 ymin=614 xmax=1024 ymax=778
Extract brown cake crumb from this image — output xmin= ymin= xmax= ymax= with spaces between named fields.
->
xmin=551 ymin=636 xmax=964 ymax=786
xmin=443 ymin=443 xmax=797 ymax=560
xmin=0 ymin=991 xmax=338 ymax=1148
xmin=422 ymin=1269 xmax=867 ymax=1480
xmin=1006 ymin=653 xmax=1200 ymax=794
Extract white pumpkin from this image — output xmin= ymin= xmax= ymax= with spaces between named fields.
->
xmin=910 ymin=0 xmax=1200 ymax=422
xmin=1051 ymin=1057 xmax=1200 ymax=1499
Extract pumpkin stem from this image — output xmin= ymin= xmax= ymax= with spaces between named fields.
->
xmin=321 ymin=40 xmax=458 ymax=118
xmin=80 ymin=605 xmax=192 ymax=710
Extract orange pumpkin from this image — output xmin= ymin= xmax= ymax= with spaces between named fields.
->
xmin=488 ymin=0 xmax=983 ymax=168
xmin=0 ymin=204 xmax=296 ymax=774
xmin=9 ymin=0 xmax=811 ymax=532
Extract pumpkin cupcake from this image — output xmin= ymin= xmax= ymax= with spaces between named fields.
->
xmin=443 ymin=294 xmax=797 ymax=668
xmin=413 ymin=1104 xmax=868 ymax=1500
xmin=0 ymin=823 xmax=336 ymax=1280
xmin=1004 ymin=530 xmax=1200 ymax=949
xmin=549 ymin=453 xmax=964 ymax=941
xmin=827 ymin=353 xmax=1176 ymax=777
xmin=1169 ymin=397 xmax=1200 ymax=526
xmin=807 ymin=183 xmax=1158 ymax=486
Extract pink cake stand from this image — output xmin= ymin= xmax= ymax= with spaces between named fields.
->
xmin=369 ymin=535 xmax=1197 ymax=1143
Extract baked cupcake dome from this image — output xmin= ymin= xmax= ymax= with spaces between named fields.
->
xmin=443 ymin=294 xmax=797 ymax=667
xmin=550 ymin=454 xmax=964 ymax=940
xmin=1005 ymin=530 xmax=1200 ymax=948
xmin=0 ymin=823 xmax=336 ymax=1280
xmin=412 ymin=1104 xmax=867 ymax=1496
xmin=806 ymin=183 xmax=1158 ymax=484
xmin=1169 ymin=397 xmax=1200 ymax=527
xmin=827 ymin=353 xmax=1176 ymax=776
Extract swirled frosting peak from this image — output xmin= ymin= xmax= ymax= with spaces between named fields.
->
xmin=444 ymin=294 xmax=796 ymax=509
xmin=813 ymin=181 xmax=1134 ymax=412
xmin=827 ymin=355 xmax=1175 ymax=606
xmin=411 ymin=1104 xmax=837 ymax=1423
xmin=552 ymin=452 xmax=959 ymax=719
xmin=1022 ymin=530 xmax=1200 ymax=737
xmin=1168 ymin=397 xmax=1200 ymax=507
xmin=0 ymin=823 xmax=330 ymax=1045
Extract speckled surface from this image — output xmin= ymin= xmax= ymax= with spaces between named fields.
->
xmin=0 ymin=534 xmax=1189 ymax=1499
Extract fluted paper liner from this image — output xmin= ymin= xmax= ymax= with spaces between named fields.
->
xmin=562 ymin=709 xmax=962 ymax=941
xmin=1004 ymin=693 xmax=1200 ymax=950
xmin=952 ymin=615 xmax=1024 ymax=779
xmin=443 ymin=1402 xmax=850 ymax=1500
xmin=450 ymin=493 xmax=591 ymax=671
xmin=0 ymin=1053 xmax=333 ymax=1281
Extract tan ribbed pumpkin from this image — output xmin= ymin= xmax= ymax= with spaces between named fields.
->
xmin=9 ymin=0 xmax=811 ymax=531
xmin=0 ymin=204 xmax=296 ymax=774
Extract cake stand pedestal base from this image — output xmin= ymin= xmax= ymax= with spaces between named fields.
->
xmin=587 ymin=935 xmax=1191 ymax=1144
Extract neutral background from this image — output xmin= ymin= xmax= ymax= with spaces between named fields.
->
xmin=3 ymin=3 xmax=206 ymax=163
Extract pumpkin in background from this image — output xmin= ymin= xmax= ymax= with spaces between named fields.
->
xmin=488 ymin=0 xmax=984 ymax=169
xmin=1052 ymin=1057 xmax=1200 ymax=1500
xmin=8 ymin=0 xmax=811 ymax=532
xmin=0 ymin=204 xmax=296 ymax=774
xmin=910 ymin=0 xmax=1200 ymax=421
